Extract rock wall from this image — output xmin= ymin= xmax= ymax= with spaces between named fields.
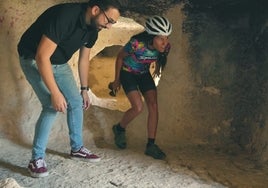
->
xmin=181 ymin=0 xmax=268 ymax=161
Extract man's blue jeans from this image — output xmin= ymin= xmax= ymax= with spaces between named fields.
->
xmin=19 ymin=56 xmax=83 ymax=160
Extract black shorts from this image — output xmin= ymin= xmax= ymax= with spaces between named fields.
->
xmin=120 ymin=70 xmax=156 ymax=94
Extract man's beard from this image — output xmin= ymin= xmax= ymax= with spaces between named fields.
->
xmin=89 ymin=17 xmax=99 ymax=31
xmin=89 ymin=15 xmax=106 ymax=31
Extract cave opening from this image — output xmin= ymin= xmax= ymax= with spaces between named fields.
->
xmin=88 ymin=45 xmax=130 ymax=111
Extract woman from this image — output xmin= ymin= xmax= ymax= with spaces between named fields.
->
xmin=110 ymin=16 xmax=172 ymax=160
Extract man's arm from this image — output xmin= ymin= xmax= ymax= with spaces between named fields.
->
xmin=78 ymin=46 xmax=91 ymax=110
xmin=35 ymin=35 xmax=67 ymax=112
xmin=78 ymin=46 xmax=90 ymax=89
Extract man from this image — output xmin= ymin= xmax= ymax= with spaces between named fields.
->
xmin=18 ymin=0 xmax=120 ymax=178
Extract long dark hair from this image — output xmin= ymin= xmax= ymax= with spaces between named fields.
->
xmin=131 ymin=31 xmax=169 ymax=76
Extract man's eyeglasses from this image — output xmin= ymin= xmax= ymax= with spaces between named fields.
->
xmin=100 ymin=8 xmax=117 ymax=25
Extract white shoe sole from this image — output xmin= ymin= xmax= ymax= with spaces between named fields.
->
xmin=70 ymin=156 xmax=101 ymax=163
xmin=29 ymin=169 xmax=49 ymax=178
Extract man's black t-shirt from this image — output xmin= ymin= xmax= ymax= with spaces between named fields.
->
xmin=17 ymin=3 xmax=98 ymax=64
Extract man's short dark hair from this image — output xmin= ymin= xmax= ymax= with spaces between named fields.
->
xmin=88 ymin=0 xmax=121 ymax=12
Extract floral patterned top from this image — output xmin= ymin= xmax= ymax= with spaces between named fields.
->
xmin=122 ymin=38 xmax=160 ymax=74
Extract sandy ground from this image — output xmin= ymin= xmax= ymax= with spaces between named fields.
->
xmin=0 ymin=138 xmax=225 ymax=188
xmin=2 ymin=135 xmax=268 ymax=188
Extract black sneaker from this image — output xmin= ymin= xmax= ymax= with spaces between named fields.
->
xmin=112 ymin=125 xmax=127 ymax=149
xmin=145 ymin=144 xmax=166 ymax=160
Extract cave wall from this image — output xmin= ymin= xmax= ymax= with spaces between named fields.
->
xmin=181 ymin=0 xmax=268 ymax=161
xmin=1 ymin=0 xmax=268 ymax=161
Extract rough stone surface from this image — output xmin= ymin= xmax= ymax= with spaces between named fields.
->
xmin=0 ymin=178 xmax=21 ymax=188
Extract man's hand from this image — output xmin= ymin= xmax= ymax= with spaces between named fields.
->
xmin=81 ymin=90 xmax=90 ymax=110
xmin=51 ymin=92 xmax=67 ymax=113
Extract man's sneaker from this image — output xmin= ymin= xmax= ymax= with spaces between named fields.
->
xmin=28 ymin=158 xmax=49 ymax=178
xmin=112 ymin=125 xmax=126 ymax=149
xmin=145 ymin=144 xmax=166 ymax=160
xmin=70 ymin=146 xmax=101 ymax=162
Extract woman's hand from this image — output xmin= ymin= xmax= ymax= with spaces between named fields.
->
xmin=111 ymin=80 xmax=121 ymax=91
xmin=108 ymin=80 xmax=121 ymax=97
xmin=81 ymin=90 xmax=90 ymax=110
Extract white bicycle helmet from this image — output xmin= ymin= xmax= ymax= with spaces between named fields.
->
xmin=144 ymin=16 xmax=172 ymax=36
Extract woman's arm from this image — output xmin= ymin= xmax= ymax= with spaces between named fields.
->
xmin=112 ymin=47 xmax=128 ymax=90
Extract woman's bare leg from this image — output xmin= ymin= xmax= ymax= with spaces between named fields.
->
xmin=119 ymin=90 xmax=144 ymax=128
xmin=143 ymin=89 xmax=158 ymax=139
xmin=113 ymin=90 xmax=143 ymax=149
